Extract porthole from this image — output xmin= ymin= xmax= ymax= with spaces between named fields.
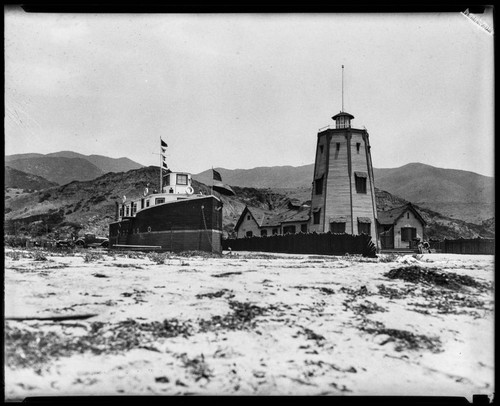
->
xmin=147 ymin=226 xmax=152 ymax=233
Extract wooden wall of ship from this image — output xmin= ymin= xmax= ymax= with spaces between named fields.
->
xmin=109 ymin=195 xmax=222 ymax=253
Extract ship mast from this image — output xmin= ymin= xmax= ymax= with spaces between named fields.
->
xmin=159 ymin=136 xmax=162 ymax=193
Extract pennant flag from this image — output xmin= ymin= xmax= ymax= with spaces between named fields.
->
xmin=161 ymin=139 xmax=168 ymax=148
xmin=213 ymin=169 xmax=222 ymax=182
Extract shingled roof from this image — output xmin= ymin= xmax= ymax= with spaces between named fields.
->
xmin=377 ymin=203 xmax=426 ymax=226
xmin=235 ymin=205 xmax=310 ymax=232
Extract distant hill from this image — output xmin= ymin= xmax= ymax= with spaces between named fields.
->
xmin=44 ymin=151 xmax=144 ymax=174
xmin=194 ymin=165 xmax=314 ymax=189
xmin=194 ymin=162 xmax=494 ymax=224
xmin=5 ymin=152 xmax=144 ymax=186
xmin=6 ymin=157 xmax=105 ymax=186
xmin=373 ymin=163 xmax=494 ymax=223
xmin=5 ymin=166 xmax=58 ymax=190
xmin=4 ymin=166 xmax=494 ymax=240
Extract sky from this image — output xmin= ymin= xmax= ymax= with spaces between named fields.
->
xmin=5 ymin=8 xmax=495 ymax=177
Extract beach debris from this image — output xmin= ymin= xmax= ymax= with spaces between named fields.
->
xmin=196 ymin=289 xmax=234 ymax=300
xmin=5 ymin=314 xmax=97 ymax=321
xmin=384 ymin=266 xmax=486 ymax=291
xmin=198 ymin=300 xmax=272 ymax=332
xmin=92 ymin=273 xmax=108 ymax=278
xmin=179 ymin=353 xmax=213 ymax=382
xmin=211 ymin=271 xmax=243 ymax=278
xmin=362 ymin=326 xmax=443 ymax=353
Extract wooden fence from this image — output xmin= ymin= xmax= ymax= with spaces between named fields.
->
xmin=442 ymin=238 xmax=495 ymax=255
xmin=222 ymin=232 xmax=377 ymax=257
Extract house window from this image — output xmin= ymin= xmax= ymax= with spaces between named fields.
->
xmin=314 ymin=176 xmax=324 ymax=195
xmin=246 ymin=231 xmax=253 ymax=237
xmin=146 ymin=200 xmax=150 ymax=207
xmin=247 ymin=215 xmax=251 ymax=220
xmin=125 ymin=206 xmax=130 ymax=216
xmin=356 ymin=143 xmax=361 ymax=153
xmin=407 ymin=212 xmax=410 ymax=219
xmin=330 ymin=222 xmax=346 ymax=234
xmin=301 ymin=224 xmax=307 ymax=233
xmin=132 ymin=203 xmax=137 ymax=215
xmin=155 ymin=198 xmax=165 ymax=205
xmin=283 ymin=225 xmax=296 ymax=234
xmin=313 ymin=209 xmax=321 ymax=225
xmin=401 ymin=227 xmax=417 ymax=242
xmin=261 ymin=229 xmax=268 ymax=237
xmin=119 ymin=207 xmax=124 ymax=217
xmin=164 ymin=174 xmax=170 ymax=186
xmin=141 ymin=198 xmax=145 ymax=209
xmin=272 ymin=228 xmax=278 ymax=235
xmin=355 ymin=172 xmax=367 ymax=194
xmin=319 ymin=145 xmax=324 ymax=154
xmin=176 ymin=174 xmax=188 ymax=185
xmin=358 ymin=222 xmax=371 ymax=236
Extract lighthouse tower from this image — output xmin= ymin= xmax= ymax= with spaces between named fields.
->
xmin=309 ymin=81 xmax=378 ymax=248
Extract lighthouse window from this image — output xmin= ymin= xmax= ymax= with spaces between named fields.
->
xmin=313 ymin=208 xmax=321 ymax=225
xmin=358 ymin=222 xmax=371 ymax=236
xmin=336 ymin=143 xmax=340 ymax=152
xmin=319 ymin=145 xmax=324 ymax=154
xmin=177 ymin=174 xmax=188 ymax=185
xmin=314 ymin=176 xmax=324 ymax=195
xmin=354 ymin=172 xmax=367 ymax=194
xmin=330 ymin=222 xmax=346 ymax=234
xmin=356 ymin=143 xmax=361 ymax=153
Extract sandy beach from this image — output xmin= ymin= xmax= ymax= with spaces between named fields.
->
xmin=4 ymin=248 xmax=494 ymax=400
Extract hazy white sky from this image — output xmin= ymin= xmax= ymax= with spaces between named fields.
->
xmin=5 ymin=8 xmax=494 ymax=176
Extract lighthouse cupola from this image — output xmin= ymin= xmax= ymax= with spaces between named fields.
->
xmin=332 ymin=111 xmax=354 ymax=129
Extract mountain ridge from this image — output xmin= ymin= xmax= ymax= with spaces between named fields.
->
xmin=5 ymin=152 xmax=144 ymax=186
xmin=4 ymin=166 xmax=494 ymax=241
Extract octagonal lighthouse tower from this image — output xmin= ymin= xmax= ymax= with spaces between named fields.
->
xmin=309 ymin=98 xmax=379 ymax=248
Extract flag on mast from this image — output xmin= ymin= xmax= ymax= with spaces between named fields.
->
xmin=161 ymin=139 xmax=168 ymax=148
xmin=212 ymin=169 xmax=222 ymax=182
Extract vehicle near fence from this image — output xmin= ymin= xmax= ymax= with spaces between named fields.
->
xmin=75 ymin=233 xmax=109 ymax=248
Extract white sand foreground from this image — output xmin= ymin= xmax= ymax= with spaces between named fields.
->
xmin=4 ymin=249 xmax=494 ymax=400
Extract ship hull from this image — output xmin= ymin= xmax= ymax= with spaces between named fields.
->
xmin=109 ymin=196 xmax=223 ymax=253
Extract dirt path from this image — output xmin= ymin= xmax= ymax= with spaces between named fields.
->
xmin=4 ymin=249 xmax=494 ymax=399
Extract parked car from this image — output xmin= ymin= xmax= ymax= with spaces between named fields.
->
xmin=75 ymin=233 xmax=109 ymax=248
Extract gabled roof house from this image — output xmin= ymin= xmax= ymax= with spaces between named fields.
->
xmin=234 ymin=205 xmax=310 ymax=238
xmin=377 ymin=203 xmax=427 ymax=249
